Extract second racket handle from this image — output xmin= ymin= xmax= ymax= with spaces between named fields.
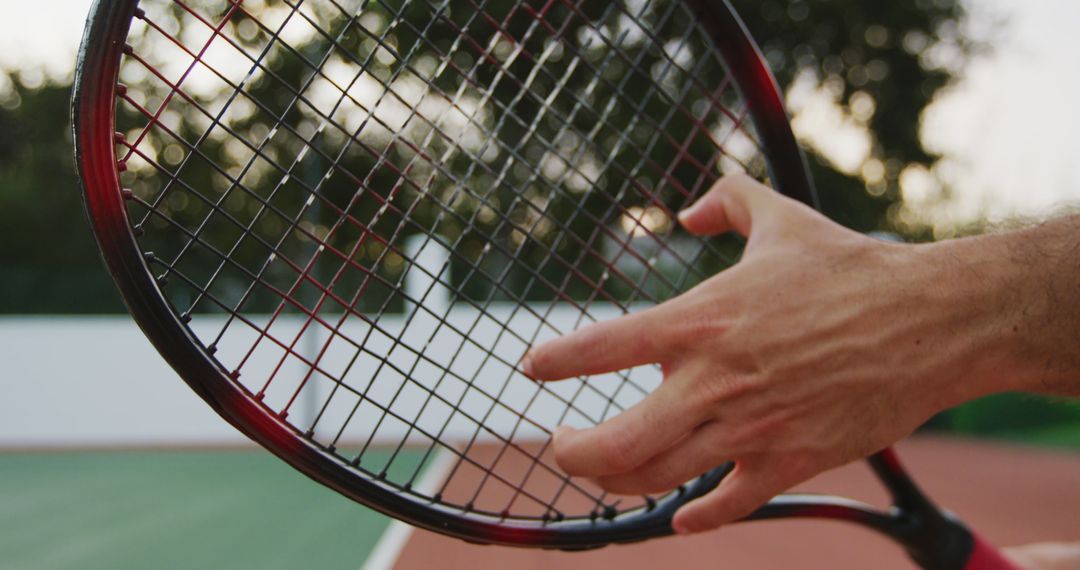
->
xmin=963 ymin=531 xmax=1021 ymax=570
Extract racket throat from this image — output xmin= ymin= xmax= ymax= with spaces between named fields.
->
xmin=889 ymin=507 xmax=975 ymax=570
xmin=869 ymin=451 xmax=976 ymax=570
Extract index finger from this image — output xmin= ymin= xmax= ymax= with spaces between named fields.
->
xmin=522 ymin=303 xmax=674 ymax=381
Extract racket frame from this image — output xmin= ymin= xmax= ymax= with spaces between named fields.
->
xmin=72 ymin=0 xmax=1004 ymax=565
xmin=73 ymin=0 xmax=794 ymax=548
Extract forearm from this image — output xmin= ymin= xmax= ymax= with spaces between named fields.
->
xmin=925 ymin=214 xmax=1080 ymax=398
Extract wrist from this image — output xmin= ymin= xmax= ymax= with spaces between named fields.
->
xmin=914 ymin=231 xmax=1066 ymax=400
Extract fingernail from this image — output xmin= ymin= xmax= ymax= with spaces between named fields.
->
xmin=553 ymin=426 xmax=576 ymax=440
xmin=676 ymin=207 xmax=696 ymax=227
xmin=520 ymin=350 xmax=536 ymax=378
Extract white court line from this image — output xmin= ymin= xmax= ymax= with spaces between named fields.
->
xmin=360 ymin=448 xmax=457 ymax=570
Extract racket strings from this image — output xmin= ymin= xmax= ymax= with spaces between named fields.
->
xmin=114 ymin=0 xmax=763 ymax=521
xmin=231 ymin=0 xmax=721 ymax=306
xmin=419 ymin=26 xmax=735 ymax=513
xmin=128 ymin=0 xmax=734 ymax=338
xmin=331 ymin=0 xmax=735 ymax=511
xmin=131 ymin=211 xmax=585 ymax=513
xmin=120 ymin=0 xmax=665 ymax=423
xmin=126 ymin=0 xmax=708 ymax=516
xmin=120 ymin=125 xmax=622 ymax=517
xmin=119 ymin=0 xmax=631 ymax=514
xmin=122 ymin=0 xmax=624 ymax=404
xmin=122 ymin=0 xmax=665 ymax=516
xmin=331 ymin=0 xmax=740 ymax=512
xmin=128 ymin=0 xmax=699 ymax=356
xmin=117 ymin=53 xmax=617 ymax=520
xmin=272 ymin=0 xmax=738 ymax=283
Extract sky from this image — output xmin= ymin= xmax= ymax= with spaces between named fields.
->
xmin=920 ymin=0 xmax=1080 ymax=228
xmin=2 ymin=0 xmax=1078 ymax=230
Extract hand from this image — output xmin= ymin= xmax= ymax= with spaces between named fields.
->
xmin=522 ymin=174 xmax=1008 ymax=534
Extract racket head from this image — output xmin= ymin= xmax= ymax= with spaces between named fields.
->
xmin=74 ymin=0 xmax=813 ymax=548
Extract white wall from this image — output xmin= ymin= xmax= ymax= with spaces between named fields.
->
xmin=0 ymin=316 xmax=251 ymax=448
xmin=1 ymin=230 xmax=677 ymax=450
xmin=0 ymin=305 xmax=658 ymax=449
xmin=1 ymin=232 xmax=662 ymax=449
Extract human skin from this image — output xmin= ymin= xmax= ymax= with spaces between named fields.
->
xmin=520 ymin=173 xmax=1080 ymax=535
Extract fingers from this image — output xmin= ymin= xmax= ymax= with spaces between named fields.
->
xmin=677 ymin=174 xmax=786 ymax=239
xmin=596 ymin=421 xmax=730 ymax=495
xmin=550 ymin=379 xmax=705 ymax=477
xmin=671 ymin=459 xmax=787 ymax=535
xmin=522 ymin=303 xmax=675 ymax=381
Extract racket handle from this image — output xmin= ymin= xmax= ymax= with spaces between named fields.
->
xmin=964 ymin=531 xmax=1021 ymax=570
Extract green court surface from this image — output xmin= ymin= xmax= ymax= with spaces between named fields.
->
xmin=0 ymin=449 xmax=421 ymax=570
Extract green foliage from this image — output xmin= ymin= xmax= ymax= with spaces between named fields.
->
xmin=732 ymin=0 xmax=973 ymax=233
xmin=931 ymin=392 xmax=1080 ymax=448
xmin=950 ymin=392 xmax=1080 ymax=433
xmin=0 ymin=75 xmax=126 ymax=313
xmin=0 ymin=1 xmax=972 ymax=314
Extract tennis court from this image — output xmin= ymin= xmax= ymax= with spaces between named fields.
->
xmin=0 ymin=448 xmax=406 ymax=569
xmin=392 ymin=437 xmax=1080 ymax=569
xmin=3 ymin=436 xmax=1078 ymax=569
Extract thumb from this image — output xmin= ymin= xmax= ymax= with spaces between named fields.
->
xmin=677 ymin=174 xmax=787 ymax=240
xmin=671 ymin=459 xmax=783 ymax=535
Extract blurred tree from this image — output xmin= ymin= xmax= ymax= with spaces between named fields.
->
xmin=0 ymin=0 xmax=973 ymax=314
xmin=731 ymin=0 xmax=974 ymax=233
xmin=0 ymin=74 xmax=127 ymax=313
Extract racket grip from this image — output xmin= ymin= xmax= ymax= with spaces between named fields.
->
xmin=964 ymin=531 xmax=1021 ymax=570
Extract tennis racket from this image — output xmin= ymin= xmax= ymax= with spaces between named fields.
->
xmin=73 ymin=0 xmax=1018 ymax=567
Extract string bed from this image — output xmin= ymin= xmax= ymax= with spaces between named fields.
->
xmin=114 ymin=0 xmax=766 ymax=522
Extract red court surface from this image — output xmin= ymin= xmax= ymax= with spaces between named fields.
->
xmin=391 ymin=436 xmax=1080 ymax=569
